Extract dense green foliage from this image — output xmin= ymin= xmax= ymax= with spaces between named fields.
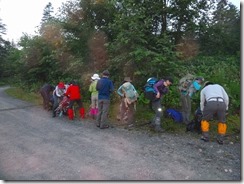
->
xmin=0 ymin=0 xmax=240 ymax=115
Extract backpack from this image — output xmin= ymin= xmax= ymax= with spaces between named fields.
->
xmin=144 ymin=77 xmax=158 ymax=93
xmin=178 ymin=74 xmax=195 ymax=92
xmin=122 ymin=82 xmax=138 ymax=104
xmin=186 ymin=107 xmax=202 ymax=133
xmin=165 ymin=108 xmax=183 ymax=123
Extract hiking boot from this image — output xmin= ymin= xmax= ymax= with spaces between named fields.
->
xmin=217 ymin=139 xmax=224 ymax=145
xmin=155 ymin=126 xmax=165 ymax=133
xmin=216 ymin=135 xmax=224 ymax=145
xmin=149 ymin=121 xmax=155 ymax=127
xmin=200 ymin=136 xmax=209 ymax=142
xmin=100 ymin=125 xmax=109 ymax=129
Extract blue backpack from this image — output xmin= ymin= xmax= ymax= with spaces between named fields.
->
xmin=165 ymin=108 xmax=183 ymax=123
xmin=144 ymin=77 xmax=158 ymax=93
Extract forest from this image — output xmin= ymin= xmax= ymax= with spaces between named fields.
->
xmin=0 ymin=0 xmax=240 ymax=116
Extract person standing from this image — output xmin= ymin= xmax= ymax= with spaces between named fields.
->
xmin=96 ymin=70 xmax=114 ymax=129
xmin=39 ymin=83 xmax=55 ymax=110
xmin=200 ymin=81 xmax=229 ymax=144
xmin=117 ymin=77 xmax=138 ymax=127
xmin=179 ymin=77 xmax=204 ymax=125
xmin=146 ymin=77 xmax=173 ymax=132
xmin=65 ymin=81 xmax=85 ymax=120
xmin=89 ymin=74 xmax=100 ymax=119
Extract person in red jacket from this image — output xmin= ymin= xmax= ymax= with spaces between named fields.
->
xmin=65 ymin=81 xmax=85 ymax=120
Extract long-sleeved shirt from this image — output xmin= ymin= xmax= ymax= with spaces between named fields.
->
xmin=200 ymin=84 xmax=229 ymax=111
xmin=89 ymin=80 xmax=99 ymax=96
xmin=117 ymin=82 xmax=138 ymax=103
xmin=96 ymin=77 xmax=114 ymax=100
xmin=65 ymin=84 xmax=81 ymax=100
xmin=153 ymin=79 xmax=169 ymax=97
xmin=53 ymin=85 xmax=68 ymax=97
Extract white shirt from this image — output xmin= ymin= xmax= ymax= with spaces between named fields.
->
xmin=53 ymin=85 xmax=69 ymax=97
xmin=200 ymin=84 xmax=229 ymax=111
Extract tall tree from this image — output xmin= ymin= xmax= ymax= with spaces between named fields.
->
xmin=199 ymin=2 xmax=240 ymax=55
xmin=41 ymin=2 xmax=54 ymax=23
xmin=0 ymin=18 xmax=12 ymax=78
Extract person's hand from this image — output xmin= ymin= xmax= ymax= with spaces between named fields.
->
xmin=156 ymin=92 xmax=160 ymax=98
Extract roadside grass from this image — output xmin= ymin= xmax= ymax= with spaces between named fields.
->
xmin=5 ymin=87 xmax=42 ymax=105
xmin=5 ymin=86 xmax=240 ymax=142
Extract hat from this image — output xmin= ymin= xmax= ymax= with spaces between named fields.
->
xmin=102 ymin=70 xmax=110 ymax=76
xmin=165 ymin=77 xmax=174 ymax=84
xmin=196 ymin=77 xmax=204 ymax=82
xmin=91 ymin=74 xmax=100 ymax=80
xmin=203 ymin=81 xmax=213 ymax=88
xmin=124 ymin=77 xmax=132 ymax=82
xmin=58 ymin=82 xmax=65 ymax=89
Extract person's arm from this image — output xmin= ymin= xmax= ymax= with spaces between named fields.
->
xmin=89 ymin=82 xmax=94 ymax=92
xmin=55 ymin=87 xmax=61 ymax=97
xmin=132 ymin=84 xmax=139 ymax=97
xmin=200 ymin=90 xmax=205 ymax=112
xmin=65 ymin=86 xmax=70 ymax=97
xmin=153 ymin=80 xmax=163 ymax=98
xmin=117 ymin=85 xmax=124 ymax=97
xmin=96 ymin=80 xmax=101 ymax=91
xmin=221 ymin=86 xmax=229 ymax=110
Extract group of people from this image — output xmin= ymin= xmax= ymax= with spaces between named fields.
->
xmin=178 ymin=77 xmax=229 ymax=144
xmin=40 ymin=70 xmax=229 ymax=145
xmin=40 ymin=80 xmax=85 ymax=120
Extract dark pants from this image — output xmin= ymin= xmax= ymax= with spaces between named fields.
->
xmin=52 ymin=94 xmax=62 ymax=116
xmin=97 ymin=99 xmax=110 ymax=128
xmin=68 ymin=99 xmax=83 ymax=109
xmin=151 ymin=99 xmax=163 ymax=126
xmin=202 ymin=101 xmax=226 ymax=122
xmin=180 ymin=93 xmax=191 ymax=124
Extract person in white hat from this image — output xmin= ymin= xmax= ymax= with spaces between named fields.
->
xmin=89 ymin=73 xmax=100 ymax=119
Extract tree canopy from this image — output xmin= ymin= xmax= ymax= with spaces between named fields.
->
xmin=0 ymin=0 xmax=240 ymax=113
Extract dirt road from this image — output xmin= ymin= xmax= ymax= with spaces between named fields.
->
xmin=0 ymin=86 xmax=241 ymax=180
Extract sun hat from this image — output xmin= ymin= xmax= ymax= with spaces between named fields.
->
xmin=91 ymin=74 xmax=100 ymax=80
xmin=124 ymin=77 xmax=132 ymax=82
xmin=196 ymin=77 xmax=204 ymax=82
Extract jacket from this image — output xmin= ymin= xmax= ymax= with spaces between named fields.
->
xmin=65 ymin=84 xmax=81 ymax=100
xmin=153 ymin=79 xmax=169 ymax=97
xmin=96 ymin=77 xmax=114 ymax=100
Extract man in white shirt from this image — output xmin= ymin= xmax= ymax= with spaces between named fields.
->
xmin=200 ymin=81 xmax=229 ymax=144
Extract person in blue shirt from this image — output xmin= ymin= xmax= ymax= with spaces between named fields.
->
xmin=180 ymin=77 xmax=204 ymax=125
xmin=96 ymin=70 xmax=114 ymax=129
